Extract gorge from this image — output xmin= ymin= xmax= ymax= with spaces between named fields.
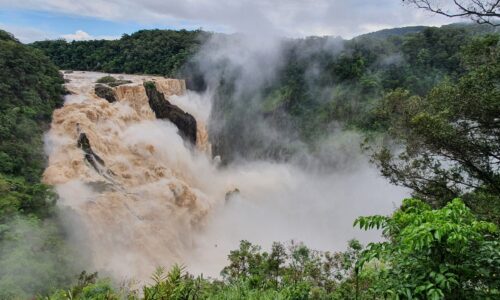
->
xmin=41 ymin=71 xmax=406 ymax=282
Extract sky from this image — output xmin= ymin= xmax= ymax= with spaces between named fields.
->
xmin=0 ymin=0 xmax=456 ymax=43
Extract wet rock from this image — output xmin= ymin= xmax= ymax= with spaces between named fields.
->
xmin=94 ymin=84 xmax=117 ymax=103
xmin=77 ymin=132 xmax=105 ymax=169
xmin=77 ymin=132 xmax=116 ymax=180
xmin=144 ymin=81 xmax=197 ymax=145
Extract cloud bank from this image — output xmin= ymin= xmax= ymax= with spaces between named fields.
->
xmin=1 ymin=0 xmax=455 ymax=38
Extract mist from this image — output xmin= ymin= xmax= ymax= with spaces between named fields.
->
xmin=180 ymin=33 xmax=409 ymax=275
xmin=0 ymin=215 xmax=82 ymax=298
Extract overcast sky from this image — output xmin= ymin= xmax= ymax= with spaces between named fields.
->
xmin=0 ymin=0 xmax=457 ymax=43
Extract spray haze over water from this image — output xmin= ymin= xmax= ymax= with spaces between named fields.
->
xmin=43 ymin=33 xmax=407 ymax=282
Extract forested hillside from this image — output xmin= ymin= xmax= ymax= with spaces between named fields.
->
xmin=32 ymin=29 xmax=209 ymax=77
xmin=0 ymin=30 xmax=78 ymax=298
xmin=208 ymin=24 xmax=498 ymax=163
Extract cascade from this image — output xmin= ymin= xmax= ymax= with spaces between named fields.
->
xmin=43 ymin=71 xmax=217 ymax=279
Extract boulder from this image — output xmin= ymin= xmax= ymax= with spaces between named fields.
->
xmin=94 ymin=84 xmax=117 ymax=103
xmin=77 ymin=132 xmax=115 ymax=179
xmin=77 ymin=132 xmax=105 ymax=170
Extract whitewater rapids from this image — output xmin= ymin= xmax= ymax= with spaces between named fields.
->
xmin=43 ymin=71 xmax=406 ymax=282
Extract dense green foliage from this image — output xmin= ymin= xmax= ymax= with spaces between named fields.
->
xmin=0 ymin=29 xmax=78 ymax=299
xmin=0 ymin=30 xmax=64 ymax=181
xmin=356 ymin=198 xmax=499 ymax=299
xmin=356 ymin=30 xmax=500 ymax=300
xmin=0 ymin=29 xmax=63 ymax=220
xmin=32 ymin=30 xmax=209 ymax=77
xmin=372 ymin=34 xmax=500 ymax=224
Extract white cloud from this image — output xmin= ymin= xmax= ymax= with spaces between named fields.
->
xmin=0 ymin=0 xmax=459 ymax=38
xmin=60 ymin=30 xmax=118 ymax=41
xmin=61 ymin=30 xmax=91 ymax=41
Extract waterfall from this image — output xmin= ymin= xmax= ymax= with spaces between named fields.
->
xmin=43 ymin=71 xmax=406 ymax=282
xmin=43 ymin=71 xmax=219 ymax=280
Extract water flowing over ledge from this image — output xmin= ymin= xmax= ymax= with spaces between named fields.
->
xmin=43 ymin=71 xmax=406 ymax=282
xmin=43 ymin=71 xmax=216 ymax=280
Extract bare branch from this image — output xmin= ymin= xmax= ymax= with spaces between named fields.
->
xmin=403 ymin=0 xmax=500 ymax=26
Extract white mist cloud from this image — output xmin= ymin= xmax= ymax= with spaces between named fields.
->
xmin=1 ymin=0 xmax=457 ymax=38
xmin=188 ymin=144 xmax=407 ymax=276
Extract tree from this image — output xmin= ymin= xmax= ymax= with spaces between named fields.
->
xmin=372 ymin=35 xmax=500 ymax=223
xmin=404 ymin=0 xmax=500 ymax=26
xmin=0 ymin=30 xmax=64 ymax=181
xmin=355 ymin=198 xmax=500 ymax=299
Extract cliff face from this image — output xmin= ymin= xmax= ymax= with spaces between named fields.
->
xmin=144 ymin=81 xmax=197 ymax=145
xmin=155 ymin=78 xmax=186 ymax=96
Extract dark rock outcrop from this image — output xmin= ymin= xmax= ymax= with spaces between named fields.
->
xmin=77 ymin=132 xmax=105 ymax=170
xmin=77 ymin=132 xmax=116 ymax=180
xmin=94 ymin=84 xmax=117 ymax=103
xmin=144 ymin=81 xmax=197 ymax=145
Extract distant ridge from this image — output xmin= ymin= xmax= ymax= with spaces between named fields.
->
xmin=355 ymin=23 xmax=498 ymax=40
xmin=355 ymin=26 xmax=428 ymax=39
